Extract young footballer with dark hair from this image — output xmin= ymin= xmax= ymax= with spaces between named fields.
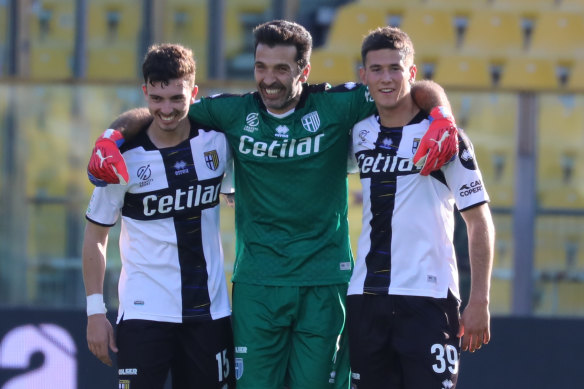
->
xmin=82 ymin=43 xmax=235 ymax=388
xmin=86 ymin=20 xmax=459 ymax=389
xmin=346 ymin=26 xmax=495 ymax=389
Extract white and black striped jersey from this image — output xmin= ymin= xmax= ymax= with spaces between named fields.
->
xmin=347 ymin=112 xmax=489 ymax=300
xmin=86 ymin=123 xmax=233 ymax=323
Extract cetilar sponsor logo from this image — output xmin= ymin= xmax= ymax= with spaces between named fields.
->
xmin=357 ymin=153 xmax=416 ymax=174
xmin=459 ymin=180 xmax=483 ymax=196
xmin=239 ymin=134 xmax=324 ymax=158
xmin=142 ymin=184 xmax=221 ymax=216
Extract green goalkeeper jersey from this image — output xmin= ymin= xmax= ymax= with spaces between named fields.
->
xmin=189 ymin=82 xmax=375 ymax=286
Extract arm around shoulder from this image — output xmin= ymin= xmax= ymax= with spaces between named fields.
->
xmin=109 ymin=107 xmax=152 ymax=140
xmin=410 ymin=80 xmax=452 ymax=113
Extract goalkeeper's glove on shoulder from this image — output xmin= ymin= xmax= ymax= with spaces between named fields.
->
xmin=413 ymin=106 xmax=459 ymax=176
xmin=87 ymin=129 xmax=129 ymax=186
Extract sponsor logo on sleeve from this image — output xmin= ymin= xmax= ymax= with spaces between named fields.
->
xmin=459 ymin=180 xmax=483 ymax=196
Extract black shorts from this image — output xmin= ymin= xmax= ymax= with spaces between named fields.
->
xmin=347 ymin=293 xmax=461 ymax=389
xmin=116 ymin=317 xmax=235 ymax=389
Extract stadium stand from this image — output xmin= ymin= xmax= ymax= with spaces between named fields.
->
xmin=86 ymin=0 xmax=142 ymax=80
xmin=326 ymin=3 xmax=388 ymax=54
xmin=432 ymin=55 xmax=491 ymax=89
xmin=450 ymin=93 xmax=517 ymax=207
xmin=161 ymin=0 xmax=208 ymax=81
xmin=537 ymin=94 xmax=584 ymax=208
xmin=529 ymin=11 xmax=584 ymax=58
xmin=497 ymin=57 xmax=558 ymax=90
xmin=28 ymin=0 xmax=75 ymax=79
xmin=461 ymin=10 xmax=525 ymax=57
xmin=309 ymin=49 xmax=359 ymax=84
xmin=400 ymin=8 xmax=457 ymax=56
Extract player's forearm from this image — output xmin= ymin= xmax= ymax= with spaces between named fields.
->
xmin=109 ymin=107 xmax=152 ymax=140
xmin=82 ymin=223 xmax=109 ymax=296
xmin=411 ymin=80 xmax=452 ymax=113
xmin=465 ymin=205 xmax=495 ymax=305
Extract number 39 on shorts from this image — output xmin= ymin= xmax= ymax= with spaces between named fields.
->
xmin=431 ymin=344 xmax=459 ymax=374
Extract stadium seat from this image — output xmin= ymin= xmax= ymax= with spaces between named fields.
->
xmin=529 ymin=12 xmax=584 ymax=57
xmin=86 ymin=0 xmax=143 ymax=80
xmin=538 ymin=94 xmax=584 ymax=208
xmin=161 ymin=0 xmax=208 ymax=80
xmin=489 ymin=278 xmax=512 ymax=314
xmin=556 ymin=282 xmax=584 ymax=315
xmin=27 ymin=0 xmax=75 ymax=79
xmin=462 ymin=10 xmax=525 ymax=57
xmin=566 ymin=60 xmax=584 ymax=91
xmin=432 ymin=56 xmax=491 ymax=89
xmin=309 ymin=49 xmax=359 ymax=85
xmin=451 ymin=93 xmax=517 ymax=207
xmin=497 ymin=58 xmax=558 ymax=90
xmin=400 ymin=9 xmax=457 ymax=56
xmin=326 ymin=3 xmax=388 ymax=54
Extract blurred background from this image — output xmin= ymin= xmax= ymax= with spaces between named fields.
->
xmin=0 ymin=0 xmax=583 ymax=387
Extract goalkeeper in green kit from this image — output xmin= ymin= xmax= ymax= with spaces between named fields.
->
xmin=87 ymin=20 xmax=458 ymax=389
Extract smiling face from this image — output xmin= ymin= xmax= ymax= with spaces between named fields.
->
xmin=142 ymin=77 xmax=198 ymax=133
xmin=254 ymin=43 xmax=310 ymax=115
xmin=360 ymin=48 xmax=416 ymax=113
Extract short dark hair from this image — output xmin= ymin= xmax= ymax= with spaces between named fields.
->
xmin=142 ymin=43 xmax=196 ymax=86
xmin=361 ymin=27 xmax=415 ymax=66
xmin=253 ymin=20 xmax=312 ymax=69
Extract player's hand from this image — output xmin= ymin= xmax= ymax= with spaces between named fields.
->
xmin=87 ymin=313 xmax=118 ymax=366
xmin=413 ymin=107 xmax=459 ymax=175
xmin=87 ymin=129 xmax=128 ymax=186
xmin=457 ymin=301 xmax=490 ymax=353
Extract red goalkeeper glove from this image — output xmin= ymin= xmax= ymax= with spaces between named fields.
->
xmin=87 ymin=129 xmax=129 ymax=186
xmin=413 ymin=106 xmax=459 ymax=175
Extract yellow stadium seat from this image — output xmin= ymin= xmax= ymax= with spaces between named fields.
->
xmin=462 ymin=11 xmax=524 ymax=57
xmin=309 ymin=50 xmax=359 ymax=85
xmin=28 ymin=0 xmax=75 ymax=79
xmin=400 ymin=9 xmax=457 ymax=56
xmin=86 ymin=0 xmax=142 ymax=80
xmin=567 ymin=60 xmax=584 ymax=91
xmin=327 ymin=3 xmax=388 ymax=54
xmin=432 ymin=56 xmax=491 ymax=89
xmin=498 ymin=58 xmax=557 ymax=90
xmin=538 ymin=94 xmax=584 ymax=208
xmin=161 ymin=1 xmax=208 ymax=80
xmin=529 ymin=12 xmax=584 ymax=57
xmin=556 ymin=282 xmax=584 ymax=315
xmin=489 ymin=278 xmax=512 ymax=314
xmin=449 ymin=92 xmax=517 ymax=207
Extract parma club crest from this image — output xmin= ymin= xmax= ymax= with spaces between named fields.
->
xmin=204 ymin=150 xmax=219 ymax=171
xmin=235 ymin=358 xmax=244 ymax=380
xmin=301 ymin=111 xmax=321 ymax=133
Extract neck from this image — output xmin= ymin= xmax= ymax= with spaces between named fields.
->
xmin=378 ymin=98 xmax=420 ymax=128
xmin=147 ymin=120 xmax=190 ymax=148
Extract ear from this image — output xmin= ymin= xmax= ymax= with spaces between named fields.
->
xmin=409 ymin=64 xmax=417 ymax=85
xmin=359 ymin=66 xmax=366 ymax=84
xmin=299 ymin=64 xmax=311 ymax=82
xmin=190 ymin=85 xmax=199 ymax=104
xmin=142 ymin=84 xmax=148 ymax=98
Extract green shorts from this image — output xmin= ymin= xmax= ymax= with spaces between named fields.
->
xmin=232 ymin=283 xmax=350 ymax=389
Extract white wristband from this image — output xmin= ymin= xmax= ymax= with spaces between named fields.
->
xmin=86 ymin=294 xmax=107 ymax=316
